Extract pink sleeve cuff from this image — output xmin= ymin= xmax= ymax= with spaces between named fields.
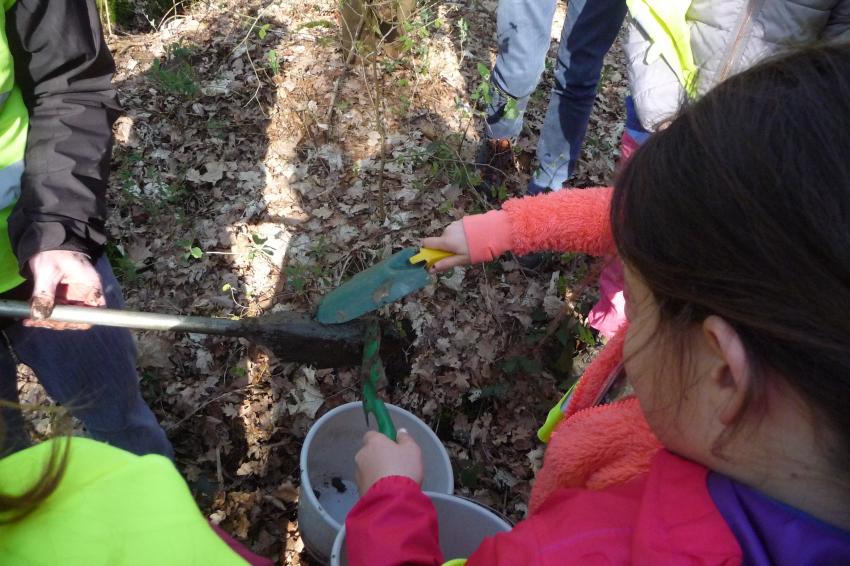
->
xmin=346 ymin=475 xmax=442 ymax=566
xmin=366 ymin=474 xmax=422 ymax=495
xmin=463 ymin=210 xmax=513 ymax=264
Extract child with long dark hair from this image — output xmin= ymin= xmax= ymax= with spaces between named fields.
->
xmin=345 ymin=43 xmax=850 ymax=565
xmin=0 ymin=432 xmax=273 ymax=564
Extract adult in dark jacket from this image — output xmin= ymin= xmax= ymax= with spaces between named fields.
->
xmin=0 ymin=0 xmax=172 ymax=458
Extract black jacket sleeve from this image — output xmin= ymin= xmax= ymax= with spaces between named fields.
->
xmin=5 ymin=0 xmax=121 ymax=275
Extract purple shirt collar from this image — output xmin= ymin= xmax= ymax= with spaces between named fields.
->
xmin=707 ymin=472 xmax=850 ymax=566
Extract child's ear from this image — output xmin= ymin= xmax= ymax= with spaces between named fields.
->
xmin=701 ymin=316 xmax=750 ymax=425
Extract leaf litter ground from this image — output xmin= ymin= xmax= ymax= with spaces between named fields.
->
xmin=18 ymin=0 xmax=628 ymax=563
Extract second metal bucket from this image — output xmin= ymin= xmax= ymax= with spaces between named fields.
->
xmin=329 ymin=491 xmax=513 ymax=565
xmin=298 ymin=402 xmax=453 ymax=563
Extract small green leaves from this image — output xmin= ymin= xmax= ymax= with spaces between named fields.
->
xmin=266 ymin=49 xmax=280 ymax=75
xmin=457 ymin=18 xmax=469 ymax=44
xmin=576 ymin=322 xmax=597 ymax=347
xmin=503 ymin=98 xmax=519 ymax=121
xmin=178 ymin=239 xmax=204 ymax=262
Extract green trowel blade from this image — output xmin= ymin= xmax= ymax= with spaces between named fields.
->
xmin=316 ymin=247 xmax=430 ymax=324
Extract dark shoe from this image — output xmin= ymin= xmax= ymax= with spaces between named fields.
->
xmin=526 ymin=178 xmax=550 ymax=196
xmin=475 ymin=138 xmax=515 ymax=200
xmin=513 ymin=251 xmax=551 ymax=272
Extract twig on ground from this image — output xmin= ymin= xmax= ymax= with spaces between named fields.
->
xmin=533 ymin=259 xmax=606 ymax=352
xmin=102 ymin=0 xmax=113 ymax=36
xmin=216 ymin=444 xmax=224 ymax=488
xmin=166 ymin=386 xmax=249 ymax=432
xmin=372 ymin=58 xmax=388 ymax=219
xmin=325 ymin=15 xmax=365 ymax=132
xmin=243 ymin=49 xmax=267 ymax=115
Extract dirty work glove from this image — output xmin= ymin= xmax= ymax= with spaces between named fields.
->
xmin=26 ymin=250 xmax=105 ymax=330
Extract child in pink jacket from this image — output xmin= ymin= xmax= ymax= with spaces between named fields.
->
xmin=345 ymin=44 xmax=850 ymax=565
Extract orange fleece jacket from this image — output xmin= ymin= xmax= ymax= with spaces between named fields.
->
xmin=462 ymin=188 xmax=662 ymax=515
xmin=462 ymin=187 xmax=616 ymax=263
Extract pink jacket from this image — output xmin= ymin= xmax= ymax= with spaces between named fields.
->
xmin=346 ymin=188 xmax=850 ymax=564
xmin=464 ymin=188 xmax=661 ymax=511
xmin=346 ymin=188 xmax=680 ymax=564
xmin=346 ymin=451 xmax=741 ymax=565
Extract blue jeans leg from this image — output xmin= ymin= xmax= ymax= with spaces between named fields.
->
xmin=624 ymin=95 xmax=651 ymax=144
xmin=531 ymin=0 xmax=627 ymax=191
xmin=3 ymin=255 xmax=173 ymax=458
xmin=0 ymin=340 xmax=28 ymax=456
xmin=486 ymin=0 xmax=558 ymax=141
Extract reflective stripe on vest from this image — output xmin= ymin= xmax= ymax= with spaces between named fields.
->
xmin=626 ymin=0 xmax=698 ymax=96
xmin=0 ymin=0 xmax=28 ymax=293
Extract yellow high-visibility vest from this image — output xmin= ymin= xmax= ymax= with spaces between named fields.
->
xmin=0 ymin=0 xmax=31 ymax=292
xmin=627 ymin=0 xmax=698 ymax=95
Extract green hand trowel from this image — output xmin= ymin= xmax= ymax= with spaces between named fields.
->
xmin=316 ymin=247 xmax=454 ymax=324
xmin=317 ymin=246 xmax=454 ymax=439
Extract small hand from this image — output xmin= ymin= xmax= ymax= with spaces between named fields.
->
xmin=26 ymin=250 xmax=105 ymax=330
xmin=355 ymin=428 xmax=424 ymax=495
xmin=422 ymin=220 xmax=471 ymax=273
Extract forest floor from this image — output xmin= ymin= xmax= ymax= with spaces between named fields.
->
xmin=20 ymin=0 xmax=627 ymax=563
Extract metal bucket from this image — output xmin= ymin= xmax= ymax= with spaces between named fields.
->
xmin=329 ymin=491 xmax=513 ymax=565
xmin=298 ymin=402 xmax=453 ymax=563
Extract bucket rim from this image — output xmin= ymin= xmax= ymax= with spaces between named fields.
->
xmin=299 ymin=401 xmax=454 ymax=532
xmin=422 ymin=491 xmax=513 ymax=530
xmin=330 ymin=491 xmax=512 ymax=565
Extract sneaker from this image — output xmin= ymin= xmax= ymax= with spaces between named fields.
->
xmin=475 ymin=138 xmax=515 ymax=200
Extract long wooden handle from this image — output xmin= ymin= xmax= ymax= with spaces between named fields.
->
xmin=0 ymin=300 xmax=249 ymax=335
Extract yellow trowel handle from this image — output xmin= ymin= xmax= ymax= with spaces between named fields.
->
xmin=409 ymin=248 xmax=455 ymax=269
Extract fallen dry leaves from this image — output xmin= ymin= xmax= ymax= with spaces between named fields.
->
xmin=18 ymin=0 xmax=628 ymax=563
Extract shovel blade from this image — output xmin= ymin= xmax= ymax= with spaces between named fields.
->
xmin=316 ymin=247 xmax=430 ymax=324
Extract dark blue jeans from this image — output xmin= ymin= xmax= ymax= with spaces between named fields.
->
xmin=0 ymin=255 xmax=173 ymax=458
xmin=486 ymin=0 xmax=627 ymax=192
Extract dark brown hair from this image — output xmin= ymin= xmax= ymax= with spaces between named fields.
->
xmin=0 ymin=404 xmax=71 ymax=523
xmin=611 ymin=44 xmax=850 ymax=469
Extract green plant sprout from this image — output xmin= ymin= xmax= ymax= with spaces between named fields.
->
xmin=178 ymin=239 xmax=204 ymax=261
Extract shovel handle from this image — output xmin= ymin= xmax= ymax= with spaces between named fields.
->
xmin=0 ymin=300 xmax=246 ymax=334
xmin=363 ymin=380 xmax=396 ymax=441
xmin=409 ymin=247 xmax=455 ymax=269
xmin=0 ymin=301 xmax=403 ymax=371
xmin=362 ymin=319 xmax=396 ymax=440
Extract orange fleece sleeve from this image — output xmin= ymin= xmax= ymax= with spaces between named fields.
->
xmin=462 ymin=188 xmax=615 ymax=263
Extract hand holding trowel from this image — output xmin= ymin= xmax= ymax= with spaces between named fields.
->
xmin=316 ymin=245 xmax=459 ymax=439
